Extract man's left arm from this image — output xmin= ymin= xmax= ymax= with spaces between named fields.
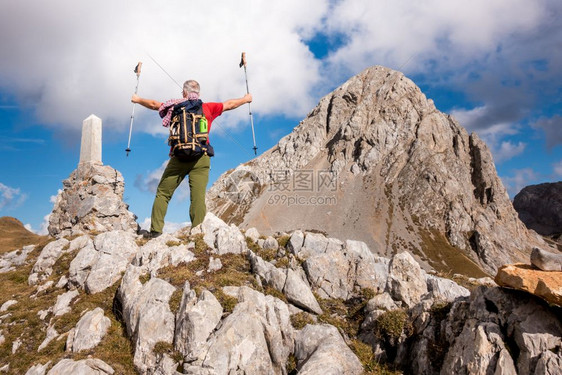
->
xmin=222 ymin=94 xmax=252 ymax=111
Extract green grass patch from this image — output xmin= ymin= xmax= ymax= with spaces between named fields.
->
xmin=276 ymin=235 xmax=290 ymax=248
xmin=374 ymin=309 xmax=411 ymax=340
xmin=0 ymin=217 xmax=49 ymax=254
xmin=263 ymin=285 xmax=287 ymax=303
xmin=316 ymin=293 xmax=372 ymax=338
xmin=350 ymin=339 xmax=401 ymax=375
xmin=286 ymin=354 xmax=297 ymax=374
xmin=245 ymin=237 xmax=261 ymax=253
xmin=169 ymin=289 xmax=183 ymax=314
xmin=255 ymin=248 xmax=276 ymax=262
xmin=415 ymin=224 xmax=488 ymax=278
xmin=212 ymin=289 xmax=238 ymax=314
xmin=290 ymin=312 xmax=315 ymax=330
xmin=0 ymin=263 xmax=136 ymax=375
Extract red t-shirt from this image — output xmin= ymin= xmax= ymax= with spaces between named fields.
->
xmin=202 ymin=102 xmax=224 ymax=134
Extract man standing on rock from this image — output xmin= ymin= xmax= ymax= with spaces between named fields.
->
xmin=132 ymin=80 xmax=252 ymax=238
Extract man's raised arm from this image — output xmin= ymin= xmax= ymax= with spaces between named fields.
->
xmin=222 ymin=93 xmax=252 ymax=111
xmin=131 ymin=94 xmax=162 ymax=111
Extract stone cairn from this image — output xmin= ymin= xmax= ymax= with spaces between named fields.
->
xmin=48 ymin=115 xmax=138 ymax=238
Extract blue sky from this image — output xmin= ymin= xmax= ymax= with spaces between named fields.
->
xmin=1 ymin=0 xmax=561 ymax=234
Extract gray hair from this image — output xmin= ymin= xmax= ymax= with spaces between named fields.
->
xmin=183 ymin=80 xmax=200 ymax=95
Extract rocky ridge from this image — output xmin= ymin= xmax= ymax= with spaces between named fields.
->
xmin=0 ymin=212 xmax=560 ymax=374
xmin=207 ymin=65 xmax=546 ymax=275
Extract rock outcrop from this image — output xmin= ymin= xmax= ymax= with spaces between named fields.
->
xmin=531 ymin=247 xmax=562 ymax=271
xmin=495 ymin=263 xmax=562 ymax=306
xmin=48 ymin=163 xmax=138 ymax=238
xmin=513 ymin=181 xmax=562 ymax=236
xmin=207 ymin=65 xmax=546 ymax=276
xmin=2 ymin=213 xmax=561 ymax=374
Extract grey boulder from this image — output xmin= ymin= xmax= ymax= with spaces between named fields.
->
xmin=294 ymin=324 xmax=363 ymax=375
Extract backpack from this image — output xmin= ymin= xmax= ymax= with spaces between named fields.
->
xmin=168 ymin=99 xmax=214 ymax=162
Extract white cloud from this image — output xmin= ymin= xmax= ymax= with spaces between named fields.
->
xmin=50 ymin=189 xmax=63 ymax=204
xmin=0 ymin=182 xmax=27 ymax=210
xmin=553 ymin=160 xmax=562 ymax=178
xmin=501 ymin=168 xmax=540 ymax=197
xmin=325 ymin=0 xmax=546 ymax=76
xmin=450 ymin=106 xmax=519 ymax=139
xmin=135 ymin=160 xmax=169 ymax=194
xmin=134 ymin=160 xmax=190 ymax=201
xmin=0 ymin=0 xmax=328 ymax=134
xmin=1 ymin=0 xmax=559 ymax=157
xmin=532 ymin=115 xmax=562 ymax=149
xmin=492 ymin=141 xmax=526 ymax=164
xmin=450 ymin=105 xmax=527 ymax=163
xmin=25 ymin=213 xmax=51 ymax=235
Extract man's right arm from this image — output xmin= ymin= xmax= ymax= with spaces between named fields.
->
xmin=132 ymin=94 xmax=162 ymax=111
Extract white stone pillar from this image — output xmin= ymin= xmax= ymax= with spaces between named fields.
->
xmin=79 ymin=114 xmax=102 ymax=165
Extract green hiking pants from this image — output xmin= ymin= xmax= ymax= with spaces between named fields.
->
xmin=150 ymin=155 xmax=210 ymax=233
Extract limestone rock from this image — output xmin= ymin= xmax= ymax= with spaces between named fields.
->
xmin=52 ymin=290 xmax=79 ymax=316
xmin=0 ymin=245 xmax=35 ymax=273
xmin=28 ymin=238 xmax=70 ymax=285
xmin=193 ymin=213 xmax=247 ymax=255
xmin=68 ymin=231 xmax=139 ymax=294
xmin=284 ymin=268 xmax=323 ymax=315
xmin=133 ymin=233 xmax=193 ymax=276
xmin=48 ymin=163 xmax=138 ymax=238
xmin=287 ymin=230 xmax=305 ymax=254
xmin=361 ymin=292 xmax=399 ymax=331
xmin=37 ymin=325 xmax=59 ymax=351
xmin=439 ymin=286 xmax=562 ymax=375
xmin=207 ymin=257 xmax=222 ymax=273
xmin=534 ymin=351 xmax=562 ymax=375
xmin=117 ymin=267 xmax=176 ymax=373
xmin=66 ymin=307 xmax=111 ymax=352
xmin=513 ymin=181 xmax=562 ymax=236
xmin=531 ymin=247 xmax=562 ymax=271
xmin=25 ymin=362 xmax=51 ymax=375
xmin=207 ymin=65 xmax=544 ymax=275
xmin=426 ymin=274 xmax=470 ymax=302
xmin=441 ymin=320 xmax=517 ymax=375
xmin=294 ymin=324 xmax=363 ymax=375
xmin=191 ymin=287 xmax=294 ymax=374
xmin=386 ymin=252 xmax=428 ymax=308
xmin=47 ymin=358 xmax=114 ymax=374
xmin=303 ymin=237 xmax=388 ymax=300
xmin=249 ymin=250 xmax=286 ymax=291
xmin=68 ymin=237 xmax=97 ymax=288
xmin=249 ymin=251 xmax=321 ymax=314
xmin=263 ymin=236 xmax=278 ymax=250
xmin=495 ymin=263 xmax=562 ymax=306
xmin=0 ymin=300 xmax=17 ymax=313
xmin=245 ymin=227 xmax=260 ymax=242
xmin=174 ymin=285 xmax=223 ymax=360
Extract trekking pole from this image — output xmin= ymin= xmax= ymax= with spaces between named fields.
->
xmin=239 ymin=52 xmax=258 ymax=155
xmin=126 ymin=62 xmax=142 ymax=156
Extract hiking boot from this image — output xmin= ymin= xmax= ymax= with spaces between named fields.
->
xmin=141 ymin=230 xmax=162 ymax=239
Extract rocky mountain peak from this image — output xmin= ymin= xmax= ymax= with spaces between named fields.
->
xmin=208 ymin=65 xmax=546 ymax=275
xmin=48 ymin=162 xmax=138 ymax=238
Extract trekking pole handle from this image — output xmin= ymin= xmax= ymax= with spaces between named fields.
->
xmin=134 ymin=62 xmax=142 ymax=78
